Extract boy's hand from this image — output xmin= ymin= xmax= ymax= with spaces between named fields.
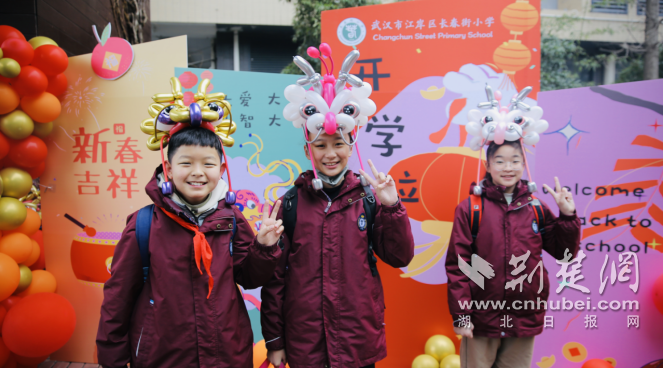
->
xmin=267 ymin=349 xmax=286 ymax=367
xmin=257 ymin=200 xmax=284 ymax=246
xmin=453 ymin=323 xmax=474 ymax=339
xmin=359 ymin=159 xmax=399 ymax=207
xmin=543 ymin=177 xmax=576 ymax=217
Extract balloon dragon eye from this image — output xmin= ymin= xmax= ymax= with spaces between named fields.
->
xmin=483 ymin=116 xmax=493 ymax=124
xmin=207 ymin=102 xmax=220 ymax=111
xmin=301 ymin=103 xmax=318 ymax=118
xmin=341 ymin=102 xmax=360 ymax=118
xmin=164 ymin=105 xmax=176 ymax=114
xmin=514 ymin=116 xmax=524 ymax=124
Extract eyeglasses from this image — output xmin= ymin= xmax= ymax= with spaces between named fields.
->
xmin=490 ymin=160 xmax=523 ymax=171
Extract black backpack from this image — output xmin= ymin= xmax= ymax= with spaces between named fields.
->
xmin=281 ymin=182 xmax=379 ymax=277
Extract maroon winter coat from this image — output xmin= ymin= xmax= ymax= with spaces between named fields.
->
xmin=260 ymin=171 xmax=414 ymax=368
xmin=96 ymin=167 xmax=281 ymax=368
xmin=445 ymin=180 xmax=581 ymax=338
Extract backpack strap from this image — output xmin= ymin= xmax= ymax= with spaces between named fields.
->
xmin=281 ymin=186 xmax=299 ymax=250
xmin=135 ymin=204 xmax=155 ymax=284
xmin=468 ymin=195 xmax=483 ymax=255
xmin=229 ymin=215 xmax=237 ymax=256
xmin=362 ymin=184 xmax=378 ymax=277
xmin=530 ymin=197 xmax=546 ymax=233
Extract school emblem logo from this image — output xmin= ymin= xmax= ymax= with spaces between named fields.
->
xmin=338 ymin=18 xmax=366 ymax=46
xmin=532 ymin=220 xmax=539 ymax=234
xmin=358 ymin=213 xmax=367 ymax=231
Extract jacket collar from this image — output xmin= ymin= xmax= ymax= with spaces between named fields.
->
xmin=295 ymin=170 xmax=363 ymax=197
xmin=470 ymin=179 xmax=534 ymax=203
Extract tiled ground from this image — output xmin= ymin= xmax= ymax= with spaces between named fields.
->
xmin=37 ymin=361 xmax=101 ymax=368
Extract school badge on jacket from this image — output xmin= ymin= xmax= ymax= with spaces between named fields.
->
xmin=358 ymin=213 xmax=367 ymax=231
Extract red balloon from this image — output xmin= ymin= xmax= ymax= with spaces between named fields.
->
xmin=8 ymin=136 xmax=47 ymax=168
xmin=0 ymin=296 xmax=21 ymax=311
xmin=0 ymin=133 xmax=9 ymax=160
xmin=25 ymin=161 xmax=45 ymax=179
xmin=0 ymin=39 xmax=33 ymax=67
xmin=46 ymin=73 xmax=67 ymax=96
xmin=581 ymin=359 xmax=613 ymax=368
xmin=654 ymin=273 xmax=663 ymax=316
xmin=31 ymin=45 xmax=68 ymax=76
xmin=2 ymin=293 xmax=76 ymax=358
xmin=11 ymin=66 xmax=47 ymax=96
xmin=0 ymin=26 xmax=25 ymax=45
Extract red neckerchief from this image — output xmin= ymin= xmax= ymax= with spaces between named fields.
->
xmin=159 ymin=207 xmax=214 ymax=298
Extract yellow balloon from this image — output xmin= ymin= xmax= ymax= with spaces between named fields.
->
xmin=0 ymin=168 xmax=33 ymax=198
xmin=0 ymin=110 xmax=34 ymax=140
xmin=0 ymin=197 xmax=28 ymax=231
xmin=0 ymin=58 xmax=21 ymax=79
xmin=425 ymin=335 xmax=456 ymax=362
xmin=14 ymin=264 xmax=32 ymax=294
xmin=28 ymin=36 xmax=58 ymax=49
xmin=412 ymin=354 xmax=439 ymax=368
xmin=32 ymin=121 xmax=53 ymax=138
xmin=0 ymin=175 xmax=3 ymax=197
xmin=440 ymin=354 xmax=461 ymax=368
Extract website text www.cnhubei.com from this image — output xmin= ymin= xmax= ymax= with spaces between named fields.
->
xmin=458 ymin=298 xmax=639 ymax=312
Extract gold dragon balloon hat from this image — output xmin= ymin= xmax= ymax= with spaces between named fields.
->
xmin=140 ymin=76 xmax=238 ymax=203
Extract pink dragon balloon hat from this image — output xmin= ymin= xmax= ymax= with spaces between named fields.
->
xmin=282 ymin=43 xmax=377 ymax=190
xmin=465 ymin=85 xmax=550 ymax=196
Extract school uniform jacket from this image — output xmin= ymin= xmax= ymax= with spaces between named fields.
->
xmin=96 ymin=166 xmax=281 ymax=368
xmin=260 ymin=170 xmax=415 ymax=368
xmin=445 ymin=179 xmax=581 ymax=338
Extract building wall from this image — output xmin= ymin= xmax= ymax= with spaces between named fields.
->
xmin=0 ymin=0 xmax=151 ymax=56
xmin=151 ymin=0 xmax=295 ymax=26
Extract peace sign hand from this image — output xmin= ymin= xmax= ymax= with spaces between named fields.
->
xmin=256 ymin=200 xmax=284 ymax=246
xmin=359 ymin=159 xmax=399 ymax=207
xmin=542 ymin=177 xmax=576 ymax=217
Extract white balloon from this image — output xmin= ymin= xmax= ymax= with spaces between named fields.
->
xmin=284 ymin=85 xmax=306 ymax=103
xmin=292 ymin=118 xmax=305 ymax=129
xmin=482 ymin=123 xmax=496 ymax=140
xmin=504 ymin=125 xmax=522 ymax=142
xmin=468 ymin=109 xmax=483 ymax=123
xmin=360 ymin=98 xmax=377 ymax=117
xmin=356 ymin=115 xmax=368 ymax=128
xmin=524 ymin=106 xmax=543 ymax=121
xmin=466 ymin=121 xmax=482 ymax=137
xmin=353 ymin=82 xmax=373 ymax=99
xmin=329 ymin=90 xmax=352 ymax=114
xmin=523 ymin=132 xmax=540 ymax=145
xmin=306 ymin=113 xmax=325 ymax=134
xmin=305 ymin=91 xmax=329 ymax=114
xmin=283 ymin=102 xmax=300 ymax=121
xmin=336 ymin=114 xmax=356 ymax=133
xmin=534 ymin=119 xmax=549 ymax=134
xmin=469 ymin=136 xmax=483 ymax=151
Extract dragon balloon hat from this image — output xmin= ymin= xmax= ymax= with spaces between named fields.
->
xmin=465 ymin=85 xmax=549 ymax=196
xmin=282 ymin=43 xmax=377 ymax=190
xmin=140 ymin=77 xmax=238 ymax=204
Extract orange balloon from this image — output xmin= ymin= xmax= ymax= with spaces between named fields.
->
xmin=0 ymin=253 xmax=19 ymax=300
xmin=2 ymin=293 xmax=76 ymax=358
xmin=21 ymin=240 xmax=40 ymax=267
xmin=16 ymin=270 xmax=56 ymax=296
xmin=4 ymin=210 xmax=40 ymax=237
xmin=28 ymin=231 xmax=43 ymax=271
xmin=19 ymin=93 xmax=60 ymax=123
xmin=0 ymin=338 xmax=11 ymax=367
xmin=0 ymin=83 xmax=19 ymax=115
xmin=0 ymin=233 xmax=32 ymax=264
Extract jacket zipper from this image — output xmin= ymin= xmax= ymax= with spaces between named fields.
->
xmin=136 ymin=327 xmax=143 ymax=356
xmin=321 ymin=190 xmax=333 ymax=213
